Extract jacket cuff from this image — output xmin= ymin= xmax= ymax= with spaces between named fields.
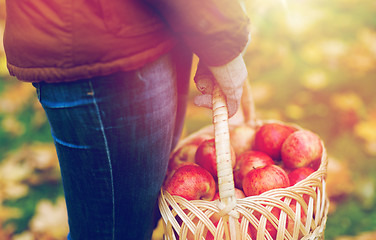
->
xmin=196 ymin=24 xmax=250 ymax=66
xmin=208 ymin=54 xmax=247 ymax=94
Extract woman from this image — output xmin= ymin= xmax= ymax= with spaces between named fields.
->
xmin=3 ymin=0 xmax=250 ymax=239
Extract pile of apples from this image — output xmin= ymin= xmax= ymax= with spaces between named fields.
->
xmin=163 ymin=122 xmax=324 ymax=239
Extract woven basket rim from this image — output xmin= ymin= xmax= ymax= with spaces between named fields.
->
xmin=159 ymin=82 xmax=329 ymax=240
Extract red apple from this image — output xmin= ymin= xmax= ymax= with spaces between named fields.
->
xmin=209 ymin=188 xmax=245 ymax=240
xmin=229 ymin=124 xmax=256 ymax=155
xmin=288 ymin=167 xmax=315 ymax=186
xmin=201 ymin=219 xmax=220 ymax=240
xmin=281 ymin=130 xmax=323 ymax=169
xmin=188 ymin=134 xmax=213 ymax=146
xmin=280 ymin=164 xmax=293 ymax=175
xmin=233 ymin=151 xmax=274 ymax=189
xmin=164 ymin=165 xmax=216 ymax=201
xmin=243 ymin=165 xmax=290 ymax=197
xmin=168 ymin=135 xmax=211 ymax=172
xmin=309 ymin=157 xmax=322 ymax=171
xmin=287 ymin=200 xmax=307 ymax=239
xmin=175 ymin=210 xmax=215 ymax=240
xmin=212 ymin=188 xmax=246 ymax=201
xmin=250 ymin=207 xmax=288 ymax=240
xmin=254 ymin=123 xmax=296 ymax=162
xmin=195 ymin=138 xmax=236 ymax=178
xmin=164 ymin=162 xmax=199 ymax=185
xmin=182 ymin=215 xmax=213 ymax=240
xmin=211 ymin=188 xmax=246 ymax=223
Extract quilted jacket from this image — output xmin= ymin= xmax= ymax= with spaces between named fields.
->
xmin=3 ymin=0 xmax=250 ymax=82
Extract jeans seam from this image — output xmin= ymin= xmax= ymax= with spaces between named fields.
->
xmin=88 ymin=80 xmax=115 ymax=240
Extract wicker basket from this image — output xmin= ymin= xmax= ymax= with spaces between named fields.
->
xmin=159 ymin=82 xmax=329 ymax=240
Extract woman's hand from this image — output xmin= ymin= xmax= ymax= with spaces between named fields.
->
xmin=193 ymin=55 xmax=248 ymax=118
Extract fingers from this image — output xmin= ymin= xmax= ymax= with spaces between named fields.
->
xmin=208 ymin=55 xmax=247 ymax=118
xmin=193 ymin=62 xmax=214 ymax=111
xmin=226 ymin=98 xmax=240 ymax=118
xmin=193 ymin=94 xmax=213 ymax=109
xmin=194 ymin=94 xmax=239 ymax=118
xmin=195 ymin=76 xmax=214 ymax=95
xmin=194 ymin=61 xmax=214 ymax=95
xmin=208 ymin=55 xmax=247 ymax=95
xmin=193 ymin=56 xmax=247 ymax=118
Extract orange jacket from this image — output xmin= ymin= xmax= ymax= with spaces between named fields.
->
xmin=4 ymin=0 xmax=249 ymax=83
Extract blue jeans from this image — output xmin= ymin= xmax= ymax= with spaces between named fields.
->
xmin=33 ymin=50 xmax=192 ymax=240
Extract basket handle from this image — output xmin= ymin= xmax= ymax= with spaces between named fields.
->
xmin=212 ymin=84 xmax=239 ymax=240
xmin=241 ymin=79 xmax=256 ymax=126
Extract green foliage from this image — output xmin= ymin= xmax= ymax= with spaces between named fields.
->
xmin=326 ymin=198 xmax=376 ymax=239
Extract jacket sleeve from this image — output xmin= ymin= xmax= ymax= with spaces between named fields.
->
xmin=144 ymin=0 xmax=250 ymax=66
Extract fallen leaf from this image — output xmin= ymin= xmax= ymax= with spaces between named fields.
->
xmin=285 ymin=104 xmax=304 ymax=120
xmin=301 ymin=43 xmax=323 ymax=64
xmin=336 ymin=231 xmax=376 ymax=240
xmin=1 ymin=115 xmax=26 ymax=136
xmin=31 ymin=110 xmax=47 ymax=129
xmin=29 ymin=197 xmax=69 ymax=239
xmin=0 ymin=53 xmax=8 ymax=77
xmin=354 ymin=177 xmax=375 ymax=209
xmin=301 ymin=70 xmax=329 ymax=90
xmin=364 ymin=141 xmax=376 ymax=156
xmin=0 ymin=156 xmax=32 ymax=200
xmin=285 ymin=8 xmax=323 ymax=36
xmin=0 ymin=143 xmax=60 ymax=200
xmin=326 ymin=156 xmax=354 ymax=214
xmin=342 ymin=46 xmax=375 ymax=73
xmin=251 ymin=82 xmax=273 ymax=105
xmin=0 ymin=82 xmax=35 ymax=114
xmin=354 ymin=121 xmax=376 ymax=142
xmin=330 ymin=92 xmax=364 ymax=112
xmin=13 ymin=232 xmax=34 ymax=240
xmin=0 ymin=219 xmax=14 ymax=240
xmin=358 ymin=29 xmax=376 ymax=56
xmin=26 ymin=143 xmax=59 ymax=170
xmin=320 ymin=39 xmax=348 ymax=68
xmin=0 ymin=203 xmax=22 ymax=221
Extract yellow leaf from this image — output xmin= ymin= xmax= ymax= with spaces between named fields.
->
xmin=301 ymin=43 xmax=323 ymax=64
xmin=1 ymin=115 xmax=26 ymax=136
xmin=354 ymin=121 xmax=376 ymax=142
xmin=4 ymin=183 xmax=29 ymax=200
xmin=342 ymin=46 xmax=375 ymax=73
xmin=320 ymin=40 xmax=347 ymax=60
xmin=251 ymin=82 xmax=273 ymax=105
xmin=0 ymin=82 xmax=36 ymax=114
xmin=326 ymin=156 xmax=354 ymax=203
xmin=258 ymin=109 xmax=283 ymax=121
xmin=330 ymin=92 xmax=364 ymax=111
xmin=336 ymin=231 xmax=376 ymax=240
xmin=364 ymin=141 xmax=376 ymax=156
xmin=31 ymin=110 xmax=48 ymax=129
xmin=27 ymin=143 xmax=59 ymax=170
xmin=359 ymin=29 xmax=376 ymax=56
xmin=0 ymin=204 xmax=22 ymax=220
xmin=152 ymin=219 xmax=164 ymax=240
xmin=30 ymin=197 xmax=69 ymax=239
xmin=301 ymin=70 xmax=329 ymax=90
xmin=13 ymin=232 xmax=34 ymax=240
xmin=0 ymin=156 xmax=31 ymax=200
xmin=285 ymin=104 xmax=304 ymax=120
xmin=0 ymin=54 xmax=8 ymax=77
xmin=350 ymin=54 xmax=375 ymax=72
xmin=0 ymin=157 xmax=32 ymax=183
xmin=285 ymin=7 xmax=323 ymax=36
